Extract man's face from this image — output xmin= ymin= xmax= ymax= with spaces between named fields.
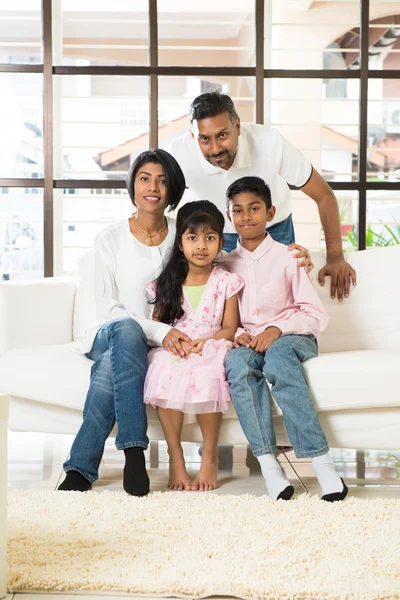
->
xmin=191 ymin=112 xmax=240 ymax=171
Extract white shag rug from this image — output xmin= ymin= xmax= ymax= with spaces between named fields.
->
xmin=7 ymin=490 xmax=400 ymax=599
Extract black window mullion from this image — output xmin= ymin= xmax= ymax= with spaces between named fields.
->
xmin=357 ymin=0 xmax=369 ymax=251
xmin=149 ymin=0 xmax=158 ymax=149
xmin=255 ymin=0 xmax=264 ymax=124
xmin=42 ymin=0 xmax=54 ymax=276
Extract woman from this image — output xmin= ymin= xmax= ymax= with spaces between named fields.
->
xmin=58 ymin=149 xmax=191 ymax=496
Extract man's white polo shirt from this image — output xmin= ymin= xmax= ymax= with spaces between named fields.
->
xmin=168 ymin=123 xmax=312 ymax=233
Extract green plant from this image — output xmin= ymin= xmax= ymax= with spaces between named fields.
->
xmin=347 ymin=223 xmax=400 ymax=248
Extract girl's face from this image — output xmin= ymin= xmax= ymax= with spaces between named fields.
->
xmin=180 ymin=226 xmax=223 ymax=269
xmin=134 ymin=161 xmax=169 ymax=213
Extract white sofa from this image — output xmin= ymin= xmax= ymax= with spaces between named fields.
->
xmin=0 ymin=246 xmax=399 ymax=450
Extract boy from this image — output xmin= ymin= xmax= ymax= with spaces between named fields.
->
xmin=221 ymin=176 xmax=348 ymax=502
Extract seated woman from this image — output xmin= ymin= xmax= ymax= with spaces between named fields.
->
xmin=58 ymin=149 xmax=191 ymax=496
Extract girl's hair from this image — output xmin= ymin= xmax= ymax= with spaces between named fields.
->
xmin=126 ymin=149 xmax=186 ymax=212
xmin=152 ymin=200 xmax=225 ymax=325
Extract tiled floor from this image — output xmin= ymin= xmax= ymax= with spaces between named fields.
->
xmin=6 ymin=432 xmax=400 ymax=599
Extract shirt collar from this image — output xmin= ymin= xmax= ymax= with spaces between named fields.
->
xmin=235 ymin=232 xmax=274 ymax=261
xmin=197 ymin=128 xmax=251 ymax=176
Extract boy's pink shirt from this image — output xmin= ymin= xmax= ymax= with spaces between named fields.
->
xmin=220 ymin=234 xmax=329 ymax=339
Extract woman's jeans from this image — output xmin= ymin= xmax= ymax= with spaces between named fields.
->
xmin=63 ymin=317 xmax=149 ymax=483
xmin=222 ymin=214 xmax=295 ymax=252
xmin=225 ymin=335 xmax=329 ymax=458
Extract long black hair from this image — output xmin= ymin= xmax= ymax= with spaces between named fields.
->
xmin=126 ymin=149 xmax=186 ymax=212
xmin=151 ymin=200 xmax=225 ymax=325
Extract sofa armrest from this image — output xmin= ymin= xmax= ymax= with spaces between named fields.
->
xmin=0 ymin=277 xmax=78 ymax=354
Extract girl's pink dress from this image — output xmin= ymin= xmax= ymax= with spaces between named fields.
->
xmin=144 ymin=266 xmax=244 ymax=414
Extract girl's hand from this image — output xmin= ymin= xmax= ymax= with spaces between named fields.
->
xmin=163 ymin=328 xmax=193 ymax=358
xmin=190 ymin=338 xmax=207 ymax=355
xmin=288 ymin=243 xmax=314 ymax=273
xmin=233 ymin=332 xmax=253 ymax=348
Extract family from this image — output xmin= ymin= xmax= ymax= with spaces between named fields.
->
xmin=58 ymin=91 xmax=356 ymax=502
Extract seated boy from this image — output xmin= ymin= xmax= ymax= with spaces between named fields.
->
xmin=221 ymin=176 xmax=348 ymax=502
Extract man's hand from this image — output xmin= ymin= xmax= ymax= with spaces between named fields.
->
xmin=318 ymin=257 xmax=357 ymax=302
xmin=288 ymin=243 xmax=313 ymax=273
xmin=163 ymin=328 xmax=193 ymax=357
xmin=190 ymin=338 xmax=207 ymax=355
xmin=233 ymin=332 xmax=253 ymax=348
xmin=249 ymin=327 xmax=282 ymax=353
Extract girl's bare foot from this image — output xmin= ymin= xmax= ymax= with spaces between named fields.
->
xmin=168 ymin=454 xmax=192 ymax=491
xmin=191 ymin=450 xmax=218 ymax=491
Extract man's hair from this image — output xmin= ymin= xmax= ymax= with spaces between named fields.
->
xmin=189 ymin=90 xmax=238 ymax=125
xmin=226 ymin=176 xmax=272 ymax=210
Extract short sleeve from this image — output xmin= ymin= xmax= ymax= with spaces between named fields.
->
xmin=225 ymin=272 xmax=244 ymax=299
xmin=146 ymin=280 xmax=157 ymax=302
xmin=276 ymin=129 xmax=312 ymax=188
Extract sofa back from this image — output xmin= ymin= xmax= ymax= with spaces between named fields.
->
xmin=73 ymin=246 xmax=400 ymax=353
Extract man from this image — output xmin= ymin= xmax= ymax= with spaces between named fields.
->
xmin=168 ymin=90 xmax=356 ymax=302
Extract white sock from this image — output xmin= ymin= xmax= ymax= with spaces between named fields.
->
xmin=312 ymin=452 xmax=343 ymax=496
xmin=257 ymin=453 xmax=292 ymax=500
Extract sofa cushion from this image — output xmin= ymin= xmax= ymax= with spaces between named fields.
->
xmin=0 ymin=344 xmax=399 ymax=415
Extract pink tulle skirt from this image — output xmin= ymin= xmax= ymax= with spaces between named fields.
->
xmin=144 ymin=338 xmax=232 ymax=414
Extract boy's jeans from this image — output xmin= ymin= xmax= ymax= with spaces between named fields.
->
xmin=225 ymin=334 xmax=329 ymax=458
xmin=63 ymin=317 xmax=149 ymax=483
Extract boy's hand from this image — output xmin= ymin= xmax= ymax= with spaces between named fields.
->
xmin=190 ymin=338 xmax=207 ymax=355
xmin=288 ymin=243 xmax=313 ymax=273
xmin=233 ymin=332 xmax=254 ymax=348
xmin=249 ymin=327 xmax=282 ymax=353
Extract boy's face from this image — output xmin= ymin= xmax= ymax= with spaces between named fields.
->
xmin=227 ymin=192 xmax=276 ymax=241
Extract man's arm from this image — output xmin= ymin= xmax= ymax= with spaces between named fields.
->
xmin=300 ymin=168 xmax=357 ymax=302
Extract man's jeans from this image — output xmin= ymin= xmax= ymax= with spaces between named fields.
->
xmin=63 ymin=317 xmax=149 ymax=483
xmin=225 ymin=335 xmax=329 ymax=458
xmin=222 ymin=214 xmax=295 ymax=252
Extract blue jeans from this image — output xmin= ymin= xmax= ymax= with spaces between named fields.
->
xmin=225 ymin=335 xmax=328 ymax=458
xmin=222 ymin=214 xmax=295 ymax=252
xmin=63 ymin=317 xmax=149 ymax=483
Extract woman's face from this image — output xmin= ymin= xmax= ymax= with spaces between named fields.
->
xmin=134 ymin=161 xmax=168 ymax=213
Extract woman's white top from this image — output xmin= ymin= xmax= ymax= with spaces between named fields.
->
xmin=81 ymin=216 xmax=175 ymax=354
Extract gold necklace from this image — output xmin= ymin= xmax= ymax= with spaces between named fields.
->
xmin=134 ymin=217 xmax=167 ymax=246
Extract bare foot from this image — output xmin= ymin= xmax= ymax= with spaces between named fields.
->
xmin=168 ymin=455 xmax=192 ymax=491
xmin=191 ymin=451 xmax=218 ymax=491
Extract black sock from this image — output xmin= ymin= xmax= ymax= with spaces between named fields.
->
xmin=58 ymin=470 xmax=91 ymax=492
xmin=123 ymin=447 xmax=150 ymax=497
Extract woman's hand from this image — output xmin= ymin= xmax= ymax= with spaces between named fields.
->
xmin=162 ymin=328 xmax=193 ymax=358
xmin=288 ymin=243 xmax=314 ymax=273
xmin=190 ymin=338 xmax=208 ymax=355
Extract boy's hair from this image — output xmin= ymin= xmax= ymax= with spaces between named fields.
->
xmin=151 ymin=200 xmax=224 ymax=325
xmin=126 ymin=149 xmax=186 ymax=212
xmin=226 ymin=176 xmax=272 ymax=210
xmin=188 ymin=90 xmax=238 ymax=126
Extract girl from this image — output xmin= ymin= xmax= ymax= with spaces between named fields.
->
xmin=144 ymin=201 xmax=243 ymax=492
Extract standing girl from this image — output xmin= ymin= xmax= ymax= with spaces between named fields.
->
xmin=144 ymin=201 xmax=243 ymax=492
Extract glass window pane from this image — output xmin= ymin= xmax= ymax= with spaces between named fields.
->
xmin=158 ymin=1 xmax=254 ymax=67
xmin=0 ymin=187 xmax=43 ymax=280
xmin=54 ymin=1 xmax=149 ymax=66
xmin=292 ymin=189 xmax=358 ymax=252
xmin=369 ymin=8 xmax=400 ymax=70
xmin=265 ymin=78 xmax=359 ymax=182
xmin=266 ymin=1 xmax=360 ymax=70
xmin=367 ymin=191 xmax=400 ymax=248
xmin=54 ymin=75 xmax=149 ymax=179
xmin=0 ymin=0 xmax=42 ymax=64
xmin=54 ymin=188 xmax=133 ymax=274
xmin=0 ymin=73 xmax=43 ymax=179
xmin=368 ymin=79 xmax=400 ymax=182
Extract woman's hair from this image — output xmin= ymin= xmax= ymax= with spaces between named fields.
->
xmin=151 ymin=200 xmax=225 ymax=325
xmin=226 ymin=176 xmax=272 ymax=210
xmin=126 ymin=149 xmax=186 ymax=212
xmin=188 ymin=90 xmax=238 ymax=125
